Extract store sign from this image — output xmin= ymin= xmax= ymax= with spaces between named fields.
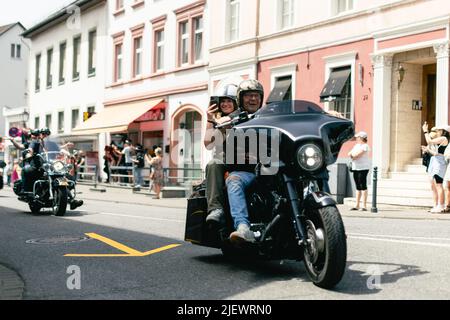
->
xmin=135 ymin=108 xmax=165 ymax=122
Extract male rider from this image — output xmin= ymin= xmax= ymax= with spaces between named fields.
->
xmin=204 ymin=80 xmax=265 ymax=234
xmin=21 ymin=129 xmax=43 ymax=193
xmin=37 ymin=128 xmax=83 ymax=210
xmin=224 ymin=80 xmax=265 ymax=244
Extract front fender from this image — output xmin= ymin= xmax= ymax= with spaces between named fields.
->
xmin=52 ymin=177 xmax=69 ymax=188
xmin=304 ymin=191 xmax=337 ymax=209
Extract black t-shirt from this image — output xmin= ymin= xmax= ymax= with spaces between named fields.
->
xmin=135 ymin=151 xmax=145 ymax=168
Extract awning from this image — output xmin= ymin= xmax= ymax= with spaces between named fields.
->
xmin=72 ymin=98 xmax=163 ymax=135
xmin=266 ymin=78 xmax=292 ymax=104
xmin=320 ymin=68 xmax=351 ymax=102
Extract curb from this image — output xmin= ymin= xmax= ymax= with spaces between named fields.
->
xmin=0 ymin=264 xmax=24 ymax=300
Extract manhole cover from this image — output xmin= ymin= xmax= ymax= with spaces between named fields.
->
xmin=26 ymin=235 xmax=91 ymax=245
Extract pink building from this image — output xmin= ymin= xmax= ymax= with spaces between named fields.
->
xmin=209 ymin=0 xmax=450 ymax=205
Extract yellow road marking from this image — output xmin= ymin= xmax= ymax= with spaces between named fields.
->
xmin=85 ymin=233 xmax=143 ymax=255
xmin=64 ymin=233 xmax=181 ymax=257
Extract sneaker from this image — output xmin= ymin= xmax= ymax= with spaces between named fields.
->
xmin=359 ymin=208 xmax=368 ymax=212
xmin=431 ymin=205 xmax=444 ymax=213
xmin=229 ymin=224 xmax=256 ymax=244
xmin=350 ymin=207 xmax=359 ymax=211
xmin=206 ymin=209 xmax=225 ymax=225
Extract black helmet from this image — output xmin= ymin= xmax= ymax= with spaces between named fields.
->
xmin=40 ymin=128 xmax=51 ymax=136
xmin=237 ymin=79 xmax=264 ymax=110
xmin=30 ymin=129 xmax=41 ymax=137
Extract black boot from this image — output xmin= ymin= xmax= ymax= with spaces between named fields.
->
xmin=70 ymin=199 xmax=84 ymax=210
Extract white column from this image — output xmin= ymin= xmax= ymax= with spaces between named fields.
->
xmin=434 ymin=42 xmax=450 ymax=126
xmin=371 ymin=54 xmax=393 ymax=177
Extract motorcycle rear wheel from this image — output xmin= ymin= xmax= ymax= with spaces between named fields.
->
xmin=53 ymin=187 xmax=68 ymax=217
xmin=303 ymin=205 xmax=347 ymax=289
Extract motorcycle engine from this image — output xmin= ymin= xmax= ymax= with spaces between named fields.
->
xmin=247 ymin=191 xmax=273 ymax=223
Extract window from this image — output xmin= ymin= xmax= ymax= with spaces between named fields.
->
xmin=34 ymin=117 xmax=40 ymax=129
xmin=331 ymin=76 xmax=351 ymax=119
xmin=336 ymin=0 xmax=353 ymax=14
xmin=59 ymin=42 xmax=66 ymax=84
xmin=228 ymin=0 xmax=240 ymax=42
xmin=73 ymin=36 xmax=81 ymax=80
xmin=179 ymin=21 xmax=189 ymax=66
xmin=175 ymin=1 xmax=204 ymax=67
xmin=35 ymin=54 xmax=41 ymax=91
xmin=177 ymin=15 xmax=203 ymax=66
xmin=87 ymin=106 xmax=95 ymax=114
xmin=88 ymin=29 xmax=97 ymax=76
xmin=11 ymin=44 xmax=22 ymax=58
xmin=279 ymin=0 xmax=294 ymax=29
xmin=114 ymin=43 xmax=123 ymax=81
xmin=116 ymin=0 xmax=124 ymax=10
xmin=321 ymin=66 xmax=352 ymax=120
xmin=58 ymin=111 xmax=65 ymax=133
xmin=45 ymin=114 xmax=52 ymax=129
xmin=133 ymin=36 xmax=143 ymax=77
xmin=267 ymin=75 xmax=292 ymax=104
xmin=155 ymin=29 xmax=165 ymax=71
xmin=193 ymin=16 xmax=203 ymax=62
xmin=47 ymin=48 xmax=53 ymax=88
xmin=84 ymin=106 xmax=95 ymax=122
xmin=71 ymin=109 xmax=79 ymax=129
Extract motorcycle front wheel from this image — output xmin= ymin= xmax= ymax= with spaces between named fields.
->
xmin=302 ymin=205 xmax=347 ymax=289
xmin=53 ymin=187 xmax=68 ymax=216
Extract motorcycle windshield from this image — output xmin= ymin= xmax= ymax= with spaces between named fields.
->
xmin=235 ymin=100 xmax=355 ymax=164
xmin=41 ymin=151 xmax=68 ymax=164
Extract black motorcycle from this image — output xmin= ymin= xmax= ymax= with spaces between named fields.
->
xmin=14 ymin=151 xmax=74 ymax=216
xmin=185 ymin=100 xmax=354 ymax=289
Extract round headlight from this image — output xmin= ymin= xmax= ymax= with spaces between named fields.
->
xmin=296 ymin=144 xmax=324 ymax=172
xmin=52 ymin=161 xmax=65 ymax=172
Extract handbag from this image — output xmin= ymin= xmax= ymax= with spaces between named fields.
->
xmin=422 ymin=152 xmax=431 ymax=168
xmin=347 ymin=161 xmax=354 ymax=172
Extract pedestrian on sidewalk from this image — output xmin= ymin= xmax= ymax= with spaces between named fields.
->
xmin=147 ymin=147 xmax=164 ymax=199
xmin=348 ymin=131 xmax=371 ymax=211
xmin=132 ymin=144 xmax=145 ymax=188
xmin=421 ymin=122 xmax=449 ymax=213
xmin=121 ymin=140 xmax=133 ymax=185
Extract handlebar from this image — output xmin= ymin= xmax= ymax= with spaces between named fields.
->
xmin=215 ymin=112 xmax=255 ymax=129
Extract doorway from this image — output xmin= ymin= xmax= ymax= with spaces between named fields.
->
xmin=422 ymin=64 xmax=436 ymax=146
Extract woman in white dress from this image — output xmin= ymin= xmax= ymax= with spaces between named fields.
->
xmin=421 ymin=122 xmax=449 ymax=213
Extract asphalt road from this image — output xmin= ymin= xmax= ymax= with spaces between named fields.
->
xmin=1 ymin=189 xmax=450 ymax=300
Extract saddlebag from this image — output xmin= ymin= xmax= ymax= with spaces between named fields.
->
xmin=13 ymin=180 xmax=23 ymax=196
xmin=185 ymin=180 xmax=221 ymax=248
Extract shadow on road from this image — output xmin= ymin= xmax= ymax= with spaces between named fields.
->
xmin=335 ymin=260 xmax=429 ymax=295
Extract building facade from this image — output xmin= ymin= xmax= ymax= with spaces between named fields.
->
xmin=208 ymin=0 xmax=450 ymax=178
xmin=23 ymin=0 xmax=108 ymax=173
xmin=73 ymin=0 xmax=210 ymax=180
xmin=0 ymin=22 xmax=29 ymax=163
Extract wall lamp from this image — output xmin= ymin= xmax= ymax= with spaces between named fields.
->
xmin=397 ymin=63 xmax=405 ymax=89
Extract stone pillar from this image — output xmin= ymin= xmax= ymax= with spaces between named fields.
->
xmin=433 ymin=42 xmax=450 ymax=126
xmin=371 ymin=54 xmax=393 ymax=177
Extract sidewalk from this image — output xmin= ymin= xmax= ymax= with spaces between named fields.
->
xmin=0 ymin=265 xmax=24 ymax=300
xmin=75 ymin=183 xmax=450 ymax=220
xmin=76 ymin=183 xmax=188 ymax=209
